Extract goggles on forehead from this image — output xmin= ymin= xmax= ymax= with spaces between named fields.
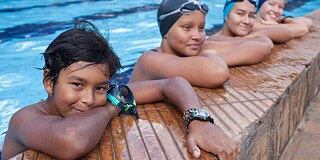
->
xmin=223 ymin=0 xmax=257 ymax=11
xmin=159 ymin=1 xmax=209 ymax=21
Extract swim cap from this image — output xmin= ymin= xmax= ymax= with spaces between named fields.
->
xmin=157 ymin=0 xmax=188 ymax=37
xmin=157 ymin=0 xmax=208 ymax=37
xmin=223 ymin=1 xmax=236 ymax=22
xmin=256 ymin=0 xmax=267 ymax=11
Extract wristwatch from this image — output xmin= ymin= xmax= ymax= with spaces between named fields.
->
xmin=107 ymin=83 xmax=139 ymax=119
xmin=183 ymin=108 xmax=214 ymax=129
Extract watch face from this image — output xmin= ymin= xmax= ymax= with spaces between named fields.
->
xmin=198 ymin=109 xmax=209 ymax=117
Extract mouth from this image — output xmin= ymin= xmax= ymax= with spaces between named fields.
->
xmin=187 ymin=44 xmax=201 ymax=50
xmin=268 ymin=12 xmax=279 ymax=19
xmin=71 ymin=107 xmax=86 ymax=113
xmin=239 ymin=26 xmax=251 ymax=31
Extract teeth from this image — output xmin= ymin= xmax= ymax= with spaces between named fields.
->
xmin=269 ymin=12 xmax=278 ymax=19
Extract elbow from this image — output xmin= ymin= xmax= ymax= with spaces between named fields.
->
xmin=261 ymin=36 xmax=274 ymax=48
xmin=254 ymin=43 xmax=272 ymax=64
xmin=294 ymin=26 xmax=309 ymax=38
xmin=54 ymin=129 xmax=93 ymax=159
xmin=205 ymin=65 xmax=230 ymax=88
xmin=261 ymin=44 xmax=272 ymax=59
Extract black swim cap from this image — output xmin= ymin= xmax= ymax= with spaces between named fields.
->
xmin=157 ymin=0 xmax=191 ymax=37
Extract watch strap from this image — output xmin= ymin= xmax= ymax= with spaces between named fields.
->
xmin=107 ymin=83 xmax=139 ymax=119
xmin=183 ymin=108 xmax=214 ymax=129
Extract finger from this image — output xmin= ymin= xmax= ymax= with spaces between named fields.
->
xmin=187 ymin=136 xmax=201 ymax=158
xmin=232 ymin=145 xmax=238 ymax=160
xmin=217 ymin=148 xmax=228 ymax=160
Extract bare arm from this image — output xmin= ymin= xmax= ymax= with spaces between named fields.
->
xmin=130 ymin=50 xmax=230 ymax=88
xmin=130 ymin=78 xmax=240 ymax=159
xmin=3 ymin=102 xmax=119 ymax=159
xmin=203 ymin=36 xmax=273 ymax=67
xmin=249 ymin=26 xmax=294 ymax=43
xmin=253 ymin=16 xmax=313 ymax=38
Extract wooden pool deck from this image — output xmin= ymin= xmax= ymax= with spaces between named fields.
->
xmin=12 ymin=9 xmax=320 ymax=160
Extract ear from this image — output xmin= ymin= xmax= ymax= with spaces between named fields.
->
xmin=43 ymin=69 xmax=54 ymax=95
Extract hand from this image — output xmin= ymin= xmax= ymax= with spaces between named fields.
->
xmin=296 ymin=17 xmax=314 ymax=28
xmin=187 ymin=121 xmax=240 ymax=160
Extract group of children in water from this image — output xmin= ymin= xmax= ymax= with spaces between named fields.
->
xmin=1 ymin=0 xmax=313 ymax=159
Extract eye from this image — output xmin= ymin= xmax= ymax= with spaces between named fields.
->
xmin=268 ymin=2 xmax=276 ymax=6
xmin=71 ymin=82 xmax=83 ymax=88
xmin=96 ymin=85 xmax=108 ymax=93
xmin=199 ymin=25 xmax=205 ymax=31
xmin=278 ymin=5 xmax=284 ymax=9
xmin=249 ymin=14 xmax=256 ymax=19
xmin=236 ymin=12 xmax=245 ymax=17
xmin=182 ymin=25 xmax=191 ymax=30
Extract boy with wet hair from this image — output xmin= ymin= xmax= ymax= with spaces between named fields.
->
xmin=2 ymin=20 xmax=239 ymax=160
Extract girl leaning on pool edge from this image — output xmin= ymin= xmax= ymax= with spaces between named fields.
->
xmin=253 ymin=0 xmax=313 ymax=37
xmin=130 ymin=0 xmax=230 ymax=88
xmin=202 ymin=0 xmax=298 ymax=67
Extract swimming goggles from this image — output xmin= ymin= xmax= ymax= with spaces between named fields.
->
xmin=223 ymin=0 xmax=257 ymax=11
xmin=107 ymin=83 xmax=139 ymax=119
xmin=158 ymin=1 xmax=209 ymax=21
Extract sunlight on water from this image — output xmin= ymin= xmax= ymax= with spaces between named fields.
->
xmin=0 ymin=74 xmax=29 ymax=91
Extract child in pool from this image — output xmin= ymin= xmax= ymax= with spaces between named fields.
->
xmin=253 ymin=0 xmax=313 ymax=38
xmin=202 ymin=0 xmax=297 ymax=67
xmin=2 ymin=21 xmax=239 ymax=160
xmin=130 ymin=0 xmax=230 ymax=88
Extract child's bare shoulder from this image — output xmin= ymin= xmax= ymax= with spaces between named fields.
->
xmin=10 ymin=102 xmax=47 ymax=124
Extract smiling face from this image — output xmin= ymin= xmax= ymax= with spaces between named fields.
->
xmin=44 ymin=61 xmax=110 ymax=117
xmin=222 ymin=1 xmax=256 ymax=37
xmin=258 ymin=0 xmax=285 ymax=23
xmin=163 ymin=10 xmax=206 ymax=57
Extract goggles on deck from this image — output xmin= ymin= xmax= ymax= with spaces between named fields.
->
xmin=158 ymin=1 xmax=209 ymax=21
xmin=223 ymin=0 xmax=257 ymax=11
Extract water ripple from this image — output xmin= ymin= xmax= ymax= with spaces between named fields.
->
xmin=0 ymin=99 xmax=20 ymax=143
xmin=110 ymin=28 xmax=133 ymax=33
xmin=0 ymin=73 xmax=29 ymax=91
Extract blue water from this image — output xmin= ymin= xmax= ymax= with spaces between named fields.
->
xmin=0 ymin=0 xmax=319 ymax=147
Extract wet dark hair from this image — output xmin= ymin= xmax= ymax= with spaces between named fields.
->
xmin=42 ymin=20 xmax=122 ymax=86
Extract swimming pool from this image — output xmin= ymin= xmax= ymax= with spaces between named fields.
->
xmin=0 ymin=0 xmax=319 ymax=147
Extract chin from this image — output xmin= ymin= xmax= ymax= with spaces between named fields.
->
xmin=266 ymin=16 xmax=279 ymax=23
xmin=182 ymin=52 xmax=198 ymax=57
xmin=237 ymin=31 xmax=250 ymax=37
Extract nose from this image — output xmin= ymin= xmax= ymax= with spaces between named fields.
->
xmin=242 ymin=15 xmax=250 ymax=24
xmin=191 ymin=29 xmax=202 ymax=40
xmin=81 ymin=89 xmax=95 ymax=107
xmin=271 ymin=5 xmax=280 ymax=15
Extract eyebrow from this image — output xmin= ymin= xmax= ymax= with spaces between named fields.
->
xmin=235 ymin=9 xmax=255 ymax=14
xmin=68 ymin=76 xmax=88 ymax=83
xmin=68 ymin=76 xmax=109 ymax=85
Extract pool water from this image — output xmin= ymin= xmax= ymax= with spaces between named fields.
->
xmin=0 ymin=0 xmax=319 ymax=147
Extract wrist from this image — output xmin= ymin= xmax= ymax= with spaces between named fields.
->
xmin=183 ymin=108 xmax=214 ymax=130
xmin=105 ymin=102 xmax=121 ymax=118
xmin=281 ymin=16 xmax=294 ymax=23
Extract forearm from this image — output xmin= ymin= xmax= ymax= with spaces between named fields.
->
xmin=162 ymin=77 xmax=202 ymax=112
xmin=130 ymin=77 xmax=202 ymax=112
xmin=218 ymin=41 xmax=272 ymax=66
xmin=51 ymin=103 xmax=120 ymax=154
xmin=249 ymin=28 xmax=294 ymax=43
